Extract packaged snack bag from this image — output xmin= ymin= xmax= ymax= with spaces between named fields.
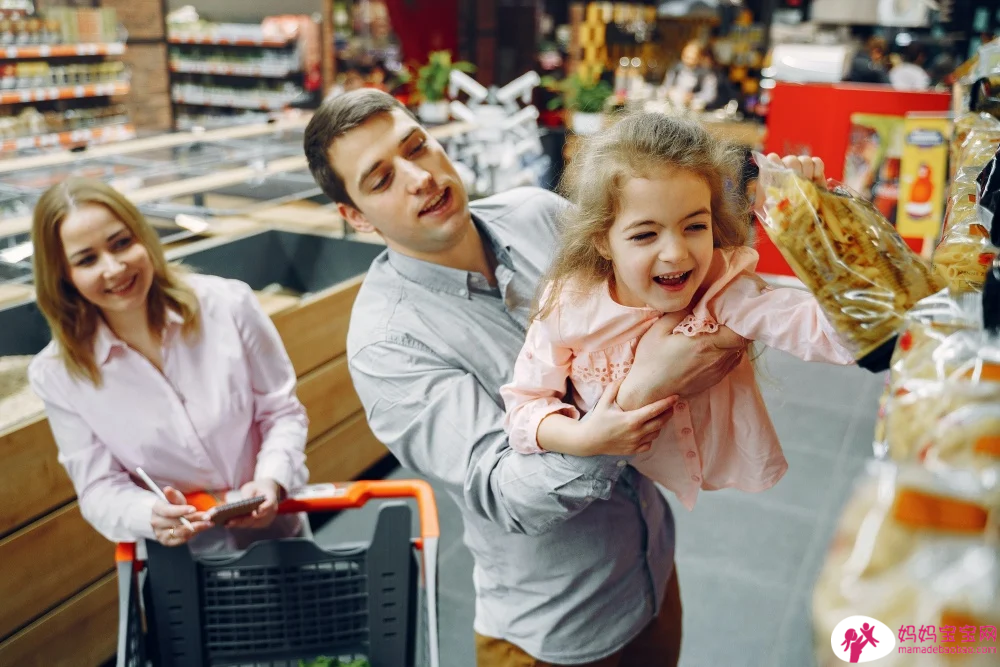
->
xmin=755 ymin=153 xmax=944 ymax=369
xmin=813 ymin=461 xmax=1000 ymax=667
xmin=934 ymin=144 xmax=1000 ymax=292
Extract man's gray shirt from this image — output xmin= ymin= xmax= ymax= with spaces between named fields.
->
xmin=346 ymin=186 xmax=675 ymax=664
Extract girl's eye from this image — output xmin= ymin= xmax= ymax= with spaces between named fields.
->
xmin=113 ymin=236 xmax=133 ymax=250
xmin=687 ymin=223 xmax=709 ymax=232
xmin=629 ymin=232 xmax=655 ymax=242
xmin=409 ymin=140 xmax=426 ymax=156
xmin=76 ymin=255 xmax=96 ymax=267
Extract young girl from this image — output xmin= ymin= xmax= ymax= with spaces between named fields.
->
xmin=28 ymin=178 xmax=310 ymax=551
xmin=500 ymin=113 xmax=854 ymax=510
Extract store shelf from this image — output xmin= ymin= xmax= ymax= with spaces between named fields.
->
xmin=167 ymin=35 xmax=293 ymax=48
xmin=0 ymin=81 xmax=130 ymax=105
xmin=0 ymin=124 xmax=135 ymax=153
xmin=169 ymin=61 xmax=298 ymax=78
xmin=171 ymin=91 xmax=299 ymax=111
xmin=1 ymin=43 xmax=126 ymax=60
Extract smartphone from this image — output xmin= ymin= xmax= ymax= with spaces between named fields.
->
xmin=207 ymin=495 xmax=266 ymax=525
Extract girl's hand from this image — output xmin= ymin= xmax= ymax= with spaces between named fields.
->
xmin=579 ymin=378 xmax=678 ymax=456
xmin=753 ymin=153 xmax=827 ymax=215
xmin=150 ymin=486 xmax=213 ymax=547
xmin=225 ymin=479 xmax=282 ymax=530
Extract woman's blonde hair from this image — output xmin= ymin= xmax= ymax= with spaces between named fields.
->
xmin=536 ymin=112 xmax=749 ymax=320
xmin=31 ymin=177 xmax=201 ymax=385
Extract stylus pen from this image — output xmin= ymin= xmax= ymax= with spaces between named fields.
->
xmin=136 ymin=467 xmax=194 ymax=529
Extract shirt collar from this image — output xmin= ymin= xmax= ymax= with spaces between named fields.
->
xmin=386 ymin=215 xmax=514 ymax=298
xmin=93 ymin=308 xmax=184 ymax=365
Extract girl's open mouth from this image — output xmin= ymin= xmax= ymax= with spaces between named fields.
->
xmin=653 ymin=271 xmax=692 ymax=292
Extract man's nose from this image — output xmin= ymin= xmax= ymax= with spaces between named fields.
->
xmin=401 ymin=160 xmax=433 ymax=193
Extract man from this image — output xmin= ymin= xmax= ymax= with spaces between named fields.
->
xmin=845 ymin=36 xmax=891 ymax=85
xmin=661 ymin=41 xmax=719 ymax=110
xmin=889 ymin=43 xmax=931 ymax=91
xmin=304 ymin=89 xmax=744 ymax=666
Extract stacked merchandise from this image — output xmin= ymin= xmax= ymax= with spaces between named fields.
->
xmin=166 ymin=9 xmax=320 ymax=130
xmin=755 ymin=66 xmax=1000 ymax=660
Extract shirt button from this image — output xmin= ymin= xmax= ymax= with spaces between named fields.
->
xmin=686 ymin=451 xmax=696 ymax=459
xmin=459 ymin=289 xmax=468 ymax=297
xmin=681 ymin=427 xmax=692 ymax=435
xmin=691 ymin=475 xmax=701 ymax=482
xmin=617 ymin=460 xmax=627 ymax=468
xmin=675 ymin=402 xmax=686 ymax=411
xmin=641 ymin=501 xmax=649 ymax=509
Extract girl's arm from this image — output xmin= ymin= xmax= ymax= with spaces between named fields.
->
xmin=713 ymin=275 xmax=855 ymax=365
xmin=501 ymin=312 xmax=677 ymax=457
xmin=500 ymin=315 xmax=583 ymax=455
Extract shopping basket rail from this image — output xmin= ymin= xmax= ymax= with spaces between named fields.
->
xmin=114 ymin=479 xmax=440 ymax=667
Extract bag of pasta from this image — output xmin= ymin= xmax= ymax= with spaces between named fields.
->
xmin=755 ymin=153 xmax=944 ymax=369
xmin=813 ymin=461 xmax=1000 ymax=667
xmin=882 ymin=303 xmax=1000 ymax=477
xmin=872 ymin=290 xmax=983 ymax=455
xmin=934 ymin=143 xmax=1000 ymax=292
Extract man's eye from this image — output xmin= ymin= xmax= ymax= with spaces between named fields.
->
xmin=373 ymin=174 xmax=390 ymax=191
xmin=410 ymin=140 xmax=426 ymax=156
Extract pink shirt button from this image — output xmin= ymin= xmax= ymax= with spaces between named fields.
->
xmin=681 ymin=427 xmax=692 ymax=435
xmin=675 ymin=402 xmax=686 ymax=411
xmin=686 ymin=451 xmax=696 ymax=458
xmin=691 ymin=475 xmax=701 ymax=482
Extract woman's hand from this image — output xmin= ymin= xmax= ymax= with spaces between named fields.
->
xmin=150 ymin=486 xmax=213 ymax=546
xmin=225 ymin=478 xmax=282 ymax=530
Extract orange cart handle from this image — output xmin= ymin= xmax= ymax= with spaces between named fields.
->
xmin=188 ymin=479 xmax=440 ymax=543
xmin=115 ymin=480 xmax=440 ymax=557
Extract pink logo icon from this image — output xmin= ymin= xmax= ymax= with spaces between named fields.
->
xmin=841 ymin=623 xmax=881 ymax=663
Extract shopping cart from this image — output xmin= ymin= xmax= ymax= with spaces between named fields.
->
xmin=114 ymin=480 xmax=440 ymax=667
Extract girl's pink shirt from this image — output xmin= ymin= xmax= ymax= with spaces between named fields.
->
xmin=500 ymin=246 xmax=854 ymax=509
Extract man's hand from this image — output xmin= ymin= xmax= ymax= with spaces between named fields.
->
xmin=617 ymin=323 xmax=747 ymax=410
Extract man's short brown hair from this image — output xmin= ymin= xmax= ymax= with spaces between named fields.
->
xmin=304 ymin=88 xmax=414 ymax=207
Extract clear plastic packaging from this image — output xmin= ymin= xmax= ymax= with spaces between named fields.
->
xmin=812 ymin=461 xmax=1000 ymax=667
xmin=934 ymin=123 xmax=1000 ymax=293
xmin=755 ymin=153 xmax=944 ymax=362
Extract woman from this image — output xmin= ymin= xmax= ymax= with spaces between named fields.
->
xmin=28 ymin=178 xmax=309 ymax=551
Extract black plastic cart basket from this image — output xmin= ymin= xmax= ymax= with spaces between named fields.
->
xmin=114 ymin=480 xmax=440 ymax=667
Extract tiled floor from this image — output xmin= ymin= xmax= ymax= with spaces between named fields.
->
xmin=314 ymin=349 xmax=888 ymax=667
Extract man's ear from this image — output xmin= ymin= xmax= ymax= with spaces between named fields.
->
xmin=338 ymin=203 xmax=376 ymax=234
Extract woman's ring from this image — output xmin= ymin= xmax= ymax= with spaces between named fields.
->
xmin=169 ymin=527 xmax=175 ymax=539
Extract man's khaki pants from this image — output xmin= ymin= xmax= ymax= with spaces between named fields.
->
xmin=475 ymin=566 xmax=682 ymax=667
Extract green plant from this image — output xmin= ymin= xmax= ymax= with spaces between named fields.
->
xmin=416 ymin=50 xmax=476 ymax=103
xmin=541 ymin=72 xmax=613 ymax=114
xmin=298 ymin=657 xmax=370 ymax=667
